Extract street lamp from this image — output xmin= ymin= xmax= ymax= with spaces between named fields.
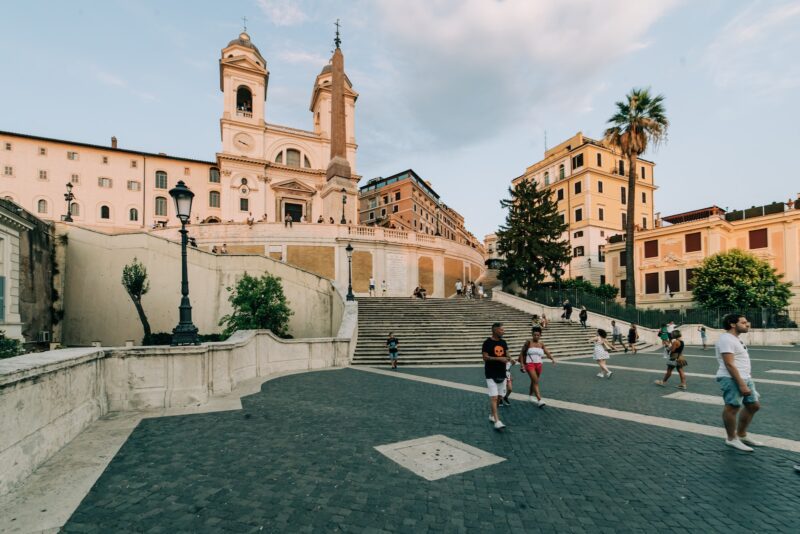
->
xmin=340 ymin=188 xmax=347 ymax=225
xmin=63 ymin=182 xmax=75 ymax=222
xmin=169 ymin=180 xmax=199 ymax=345
xmin=345 ymin=243 xmax=355 ymax=301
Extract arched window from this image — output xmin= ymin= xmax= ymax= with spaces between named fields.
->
xmin=155 ymin=196 xmax=167 ymax=217
xmin=209 ymin=167 xmax=220 ymax=183
xmin=155 ymin=170 xmax=167 ymax=189
xmin=129 ymin=208 xmax=138 ymax=221
xmin=286 ymin=149 xmax=301 ymax=167
xmin=37 ymin=199 xmax=48 ymax=214
xmin=100 ymin=205 xmax=110 ymax=219
xmin=275 ymin=152 xmax=283 ymax=164
xmin=236 ymin=86 xmax=253 ymax=113
xmin=558 ymin=164 xmax=565 ymax=180
xmin=209 ymin=191 xmax=220 ymax=208
xmin=544 ymin=171 xmax=550 ymax=186
xmin=303 ymin=155 xmax=311 ymax=168
xmin=70 ymin=203 xmax=80 ymax=216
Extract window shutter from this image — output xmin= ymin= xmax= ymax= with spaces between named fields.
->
xmin=685 ymin=232 xmax=702 ymax=253
xmin=644 ymin=240 xmax=659 ymax=258
xmin=645 ymin=272 xmax=659 ymax=294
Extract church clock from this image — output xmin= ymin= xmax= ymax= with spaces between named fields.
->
xmin=233 ymin=132 xmax=255 ymax=154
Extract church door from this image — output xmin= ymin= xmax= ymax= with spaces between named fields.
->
xmin=284 ymin=202 xmax=303 ymax=222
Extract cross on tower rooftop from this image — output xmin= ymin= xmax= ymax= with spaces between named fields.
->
xmin=334 ymin=19 xmax=342 ymax=49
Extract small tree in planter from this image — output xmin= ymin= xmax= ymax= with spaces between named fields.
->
xmin=121 ymin=258 xmax=152 ymax=344
xmin=219 ymin=273 xmax=293 ymax=338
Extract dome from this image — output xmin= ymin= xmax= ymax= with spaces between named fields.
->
xmin=225 ymin=32 xmax=266 ymax=64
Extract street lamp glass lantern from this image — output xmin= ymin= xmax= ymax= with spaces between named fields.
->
xmin=66 ymin=181 xmax=73 ymax=193
xmin=345 ymin=243 xmax=353 ymax=259
xmin=169 ymin=180 xmax=194 ymax=223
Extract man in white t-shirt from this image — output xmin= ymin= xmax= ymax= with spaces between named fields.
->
xmin=715 ymin=314 xmax=762 ymax=452
xmin=369 ymin=277 xmax=376 ymax=297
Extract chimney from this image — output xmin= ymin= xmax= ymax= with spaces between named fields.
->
xmin=111 ymin=136 xmax=118 ymax=149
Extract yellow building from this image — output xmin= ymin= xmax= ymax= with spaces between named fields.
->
xmin=513 ymin=132 xmax=656 ymax=284
xmin=604 ymin=201 xmax=800 ymax=310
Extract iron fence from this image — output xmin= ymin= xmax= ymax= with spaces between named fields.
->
xmin=519 ymin=287 xmax=799 ymax=330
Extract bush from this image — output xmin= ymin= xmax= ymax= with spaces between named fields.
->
xmin=219 ymin=273 xmax=293 ymax=337
xmin=0 ymin=330 xmax=23 ymax=359
xmin=142 ymin=332 xmax=228 ymax=346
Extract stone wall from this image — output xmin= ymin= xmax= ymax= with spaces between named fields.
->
xmin=18 ymin=216 xmax=56 ymax=345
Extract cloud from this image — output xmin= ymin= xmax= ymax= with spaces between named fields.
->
xmin=363 ymin=0 xmax=680 ymax=151
xmin=95 ymin=70 xmax=126 ymax=88
xmin=277 ymin=50 xmax=328 ymax=65
xmin=705 ymin=1 xmax=800 ymax=93
xmin=257 ymin=0 xmax=308 ymax=26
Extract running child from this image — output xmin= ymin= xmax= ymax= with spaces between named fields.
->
xmin=519 ymin=326 xmax=556 ymax=406
xmin=591 ymin=329 xmax=615 ymax=378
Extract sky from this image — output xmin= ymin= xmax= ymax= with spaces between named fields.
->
xmin=2 ymin=0 xmax=799 ymax=240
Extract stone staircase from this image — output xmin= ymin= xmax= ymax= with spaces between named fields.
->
xmin=352 ymin=297 xmax=648 ymax=366
xmin=476 ymin=268 xmax=502 ymax=297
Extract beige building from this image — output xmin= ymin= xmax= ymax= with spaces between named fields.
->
xmin=604 ymin=200 xmax=800 ymax=310
xmin=0 ymin=31 xmax=359 ymax=229
xmin=513 ymin=132 xmax=656 ymax=284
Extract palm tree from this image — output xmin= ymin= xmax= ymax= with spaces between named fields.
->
xmin=605 ymin=87 xmax=668 ymax=307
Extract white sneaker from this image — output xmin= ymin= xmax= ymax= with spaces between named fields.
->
xmin=606 ymin=371 xmax=613 ymax=379
xmin=489 ymin=415 xmax=496 ymax=423
xmin=538 ymin=399 xmax=546 ymax=407
xmin=596 ymin=372 xmax=605 ymax=378
xmin=494 ymin=420 xmax=506 ymax=430
xmin=739 ymin=436 xmax=764 ymax=447
xmin=529 ymin=396 xmax=537 ymax=403
xmin=725 ymin=438 xmax=754 ymax=452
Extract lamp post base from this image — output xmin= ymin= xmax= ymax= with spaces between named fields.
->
xmin=171 ymin=322 xmax=199 ymax=345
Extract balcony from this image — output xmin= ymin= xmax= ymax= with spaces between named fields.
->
xmin=236 ymin=109 xmax=253 ymax=118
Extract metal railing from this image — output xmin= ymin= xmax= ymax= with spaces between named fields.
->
xmin=519 ymin=286 xmax=799 ymax=329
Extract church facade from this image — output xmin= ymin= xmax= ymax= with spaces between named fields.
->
xmin=0 ymin=31 xmax=360 ymax=228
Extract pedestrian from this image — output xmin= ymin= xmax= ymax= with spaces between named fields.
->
xmin=471 ymin=281 xmax=477 ymax=299
xmin=591 ymin=329 xmax=614 ymax=378
xmin=220 ymin=243 xmax=228 ymax=254
xmin=610 ymin=320 xmax=626 ymax=351
xmin=301 ymin=214 xmax=307 ymax=223
xmin=477 ymin=282 xmax=485 ymax=299
xmin=466 ymin=282 xmax=473 ymax=299
xmin=519 ymin=326 xmax=557 ymax=407
xmin=317 ymin=215 xmax=324 ymax=223
xmin=562 ymin=299 xmax=573 ymax=322
xmin=211 ymin=245 xmax=218 ymax=254
xmin=188 ymin=237 xmax=197 ymax=248
xmin=658 ymin=323 xmax=670 ymax=350
xmin=667 ymin=320 xmax=676 ymax=339
xmin=284 ymin=214 xmax=293 ymax=228
xmin=531 ymin=315 xmax=542 ymax=329
xmin=500 ymin=353 xmax=516 ymax=407
xmin=579 ymin=306 xmax=588 ymax=329
xmin=655 ymin=330 xmax=688 ymax=389
xmin=540 ymin=314 xmax=548 ymax=329
xmin=715 ymin=314 xmax=762 ymax=452
xmin=699 ymin=326 xmax=708 ymax=350
xmin=455 ymin=279 xmax=463 ymax=297
xmin=627 ymin=323 xmax=639 ymax=354
xmin=329 ymin=217 xmax=335 ymax=224
xmin=386 ymin=332 xmax=399 ymax=370
xmin=381 ymin=280 xmax=388 ymax=296
xmin=369 ymin=277 xmax=376 ymax=297
xmin=483 ymin=322 xmax=511 ymax=430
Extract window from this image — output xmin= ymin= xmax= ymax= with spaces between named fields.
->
xmin=558 ymin=164 xmax=565 ymax=180
xmin=71 ymin=174 xmax=79 ymax=184
xmin=641 ymin=192 xmax=646 ymax=204
xmin=37 ymin=199 xmax=48 ymax=213
xmin=573 ymin=246 xmax=585 ymax=257
xmin=381 ymin=208 xmax=386 ymax=217
xmin=155 ymin=171 xmax=167 ymax=189
xmin=641 ymin=166 xmax=646 ymax=179
xmin=665 ymin=270 xmax=680 ymax=293
xmin=749 ymin=228 xmax=768 ymax=249
xmin=98 ymin=177 xmax=112 ymax=188
xmin=131 ymin=160 xmax=138 ymax=168
xmin=621 ymin=213 xmax=627 ymax=227
xmin=645 ymin=272 xmax=659 ymax=294
xmin=209 ymin=191 xmax=220 ymax=208
xmin=574 ymin=208 xmax=583 ymax=222
xmin=574 ymin=181 xmax=582 ymax=194
xmin=209 ymin=167 xmax=220 ymax=183
xmin=304 ymin=156 xmax=311 ymax=168
xmin=571 ymin=153 xmax=584 ymax=169
xmin=393 ymin=205 xmax=398 ymax=213
xmin=642 ymin=217 xmax=647 ymax=229
xmin=620 ymin=186 xmax=627 ymax=204
xmin=275 ymin=152 xmax=283 ymax=164
xmin=557 ymin=189 xmax=564 ymax=201
xmin=155 ymin=196 xmax=167 ymax=216
xmin=600 ymin=275 xmax=606 ymax=285
xmin=544 ymin=171 xmax=550 ymax=185
xmin=370 ymin=198 xmax=378 ymax=209
xmin=3 ymin=142 xmax=10 ymax=150
xmin=286 ymin=149 xmax=301 ymax=167
xmin=236 ymin=85 xmax=253 ymax=113
xmin=573 ymin=231 xmax=584 ymax=238
xmin=38 ymin=170 xmax=47 ymax=180
xmin=127 ymin=180 xmax=141 ymax=191
xmin=70 ymin=203 xmax=80 ymax=216
xmin=597 ymin=153 xmax=602 ymax=167
xmin=599 ymin=207 xmax=604 ymax=221
xmin=413 ymin=220 xmax=417 ymax=228
xmin=100 ymin=205 xmax=110 ymax=219
xmin=184 ymin=167 xmax=190 ymax=176
xmin=620 ymin=279 xmax=627 ymax=299
xmin=558 ymin=213 xmax=565 ymax=224
xmin=369 ymin=211 xmax=375 ymax=220
xmin=3 ymin=166 xmax=12 ymax=176
xmin=395 ymin=191 xmax=401 ymax=201
xmin=598 ymin=180 xmax=603 ymax=193
xmin=239 ymin=198 xmax=249 ymax=211
xmin=686 ymin=268 xmax=697 ymax=291
xmin=620 ymin=250 xmax=627 ymax=266
xmin=644 ymin=239 xmax=659 ymax=258
xmin=102 ymin=156 xmax=108 ymax=164
xmin=129 ymin=208 xmax=138 ymax=221
xmin=618 ymin=160 xmax=625 ymax=175
xmin=598 ymin=245 xmax=606 ymax=262
xmin=39 ymin=147 xmax=47 ymax=156
xmin=67 ymin=151 xmax=78 ymax=160
xmin=685 ymin=232 xmax=701 ymax=253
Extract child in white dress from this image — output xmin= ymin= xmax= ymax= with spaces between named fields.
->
xmin=591 ymin=329 xmax=615 ymax=378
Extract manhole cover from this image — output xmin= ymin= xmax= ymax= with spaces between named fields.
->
xmin=375 ymin=434 xmax=505 ymax=481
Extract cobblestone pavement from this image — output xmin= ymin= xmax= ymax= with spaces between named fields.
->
xmin=63 ymin=349 xmax=800 ymax=533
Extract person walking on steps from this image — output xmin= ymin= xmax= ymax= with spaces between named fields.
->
xmin=562 ymin=300 xmax=573 ymax=322
xmin=519 ymin=326 xmax=556 ymax=407
xmin=716 ymin=314 xmax=763 ymax=452
xmin=369 ymin=277 xmax=376 ymax=297
xmin=656 ymin=330 xmax=688 ymax=389
xmin=699 ymin=326 xmax=708 ymax=350
xmin=579 ymin=306 xmax=588 ymax=329
xmin=386 ymin=332 xmax=399 ymax=369
xmin=627 ymin=323 xmax=639 ymax=354
xmin=483 ymin=323 xmax=511 ymax=430
xmin=591 ymin=329 xmax=615 ymax=378
xmin=611 ymin=320 xmax=626 ymax=351
xmin=456 ymin=279 xmax=463 ymax=297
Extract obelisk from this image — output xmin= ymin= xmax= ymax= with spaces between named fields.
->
xmin=325 ymin=35 xmax=352 ymax=181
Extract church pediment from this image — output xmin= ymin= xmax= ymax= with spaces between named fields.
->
xmin=221 ymin=55 xmax=264 ymax=72
xmin=271 ymin=179 xmax=316 ymax=195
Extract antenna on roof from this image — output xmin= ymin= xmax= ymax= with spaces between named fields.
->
xmin=242 ymin=16 xmax=247 ymax=32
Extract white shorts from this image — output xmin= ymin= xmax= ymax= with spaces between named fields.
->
xmin=486 ymin=378 xmax=507 ymax=397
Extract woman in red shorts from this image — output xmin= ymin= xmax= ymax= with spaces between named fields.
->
xmin=518 ymin=326 xmax=557 ymax=407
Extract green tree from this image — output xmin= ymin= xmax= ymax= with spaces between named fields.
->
xmin=219 ymin=273 xmax=293 ymax=337
xmin=690 ymin=249 xmax=792 ymax=309
xmin=496 ymin=178 xmax=571 ymax=295
xmin=121 ymin=258 xmax=151 ymax=343
xmin=605 ymin=87 xmax=669 ymax=306
xmin=0 ymin=330 xmax=23 ymax=359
